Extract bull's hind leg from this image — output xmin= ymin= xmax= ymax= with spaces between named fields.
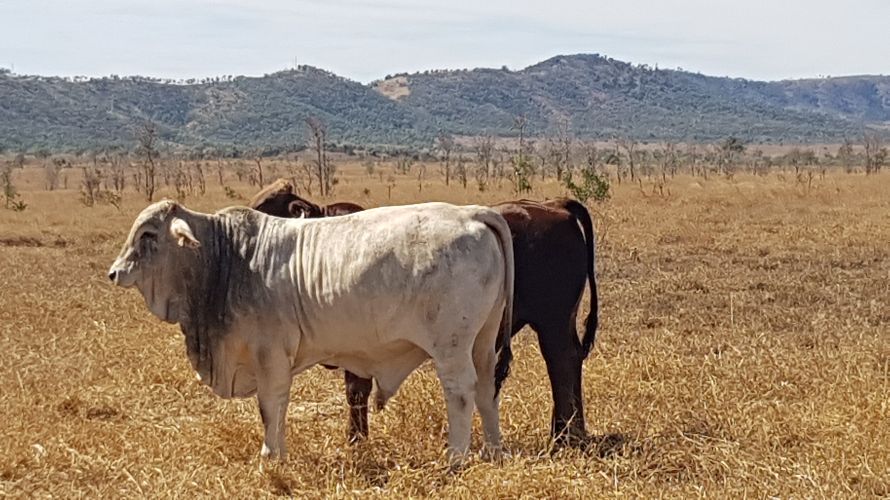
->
xmin=255 ymin=349 xmax=295 ymax=460
xmin=472 ymin=315 xmax=504 ymax=459
xmin=435 ymin=352 xmax=477 ymax=464
xmin=534 ymin=316 xmax=587 ymax=447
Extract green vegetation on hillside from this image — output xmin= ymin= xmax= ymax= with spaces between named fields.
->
xmin=1 ymin=55 xmax=888 ymax=152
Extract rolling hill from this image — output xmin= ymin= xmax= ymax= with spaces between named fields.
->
xmin=1 ymin=54 xmax=888 ymax=152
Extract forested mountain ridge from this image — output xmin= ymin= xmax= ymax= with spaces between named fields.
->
xmin=0 ymin=66 xmax=424 ymax=152
xmin=390 ymin=54 xmax=888 ymax=142
xmin=1 ymin=54 xmax=888 ymax=152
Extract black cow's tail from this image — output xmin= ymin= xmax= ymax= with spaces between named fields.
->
xmin=562 ymin=199 xmax=599 ymax=360
xmin=476 ymin=209 xmax=515 ymax=398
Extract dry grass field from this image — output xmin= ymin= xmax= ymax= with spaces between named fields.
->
xmin=1 ymin=163 xmax=888 ymax=498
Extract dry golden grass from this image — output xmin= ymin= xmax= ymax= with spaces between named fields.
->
xmin=1 ymin=164 xmax=888 ymax=498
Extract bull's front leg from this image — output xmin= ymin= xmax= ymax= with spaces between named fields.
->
xmin=256 ymin=349 xmax=294 ymax=460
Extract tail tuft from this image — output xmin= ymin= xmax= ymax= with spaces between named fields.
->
xmin=494 ymin=341 xmax=512 ymax=396
xmin=561 ymin=199 xmax=599 ymax=359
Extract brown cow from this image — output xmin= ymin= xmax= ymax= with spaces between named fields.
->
xmin=248 ymin=180 xmax=599 ymax=445
xmin=248 ymin=181 xmax=363 ymax=219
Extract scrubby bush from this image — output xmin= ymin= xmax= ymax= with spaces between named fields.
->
xmin=563 ymin=166 xmax=610 ymax=203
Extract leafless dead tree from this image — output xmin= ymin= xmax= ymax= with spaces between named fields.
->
xmin=216 ymin=157 xmax=225 ymax=185
xmin=395 ymin=154 xmax=413 ymax=175
xmin=416 ymin=163 xmax=427 ymax=192
xmin=583 ymin=142 xmax=599 ymax=175
xmin=193 ymin=162 xmax=206 ymax=195
xmin=108 ymin=153 xmax=126 ymax=192
xmin=436 ymin=132 xmax=455 ymax=186
xmin=45 ymin=157 xmax=68 ymax=191
xmin=511 ymin=115 xmax=533 ymax=195
xmin=306 ymin=117 xmax=334 ymax=196
xmin=297 ymin=158 xmax=315 ymax=195
xmin=550 ymin=119 xmax=573 ymax=181
xmin=618 ymin=137 xmax=639 ymax=182
xmin=864 ymin=131 xmax=886 ymax=175
xmin=474 ymin=135 xmax=495 ymax=190
xmin=173 ymin=161 xmax=189 ymax=201
xmin=253 ymin=151 xmax=265 ymax=187
xmin=80 ymin=166 xmax=102 ymax=206
xmin=837 ymin=139 xmax=855 ymax=174
xmin=233 ymin=160 xmax=248 ymax=183
xmin=136 ymin=121 xmax=159 ymax=201
xmin=454 ymin=154 xmax=469 ymax=189
xmin=657 ymin=142 xmax=677 ymax=181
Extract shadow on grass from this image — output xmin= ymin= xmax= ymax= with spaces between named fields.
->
xmin=584 ymin=432 xmax=634 ymax=459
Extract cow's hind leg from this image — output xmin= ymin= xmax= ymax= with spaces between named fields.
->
xmin=534 ymin=317 xmax=586 ymax=447
xmin=255 ymin=349 xmax=295 ymax=460
xmin=344 ymin=371 xmax=372 ymax=443
xmin=472 ymin=314 xmax=504 ymax=459
xmin=435 ymin=353 xmax=477 ymax=465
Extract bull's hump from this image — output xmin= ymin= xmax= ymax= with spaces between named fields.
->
xmin=216 ymin=207 xmax=282 ymax=236
xmin=358 ymin=202 xmax=489 ymax=221
xmin=216 ymin=206 xmax=258 ymax=217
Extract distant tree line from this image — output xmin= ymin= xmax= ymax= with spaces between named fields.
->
xmin=2 ymin=112 xmax=887 ymax=212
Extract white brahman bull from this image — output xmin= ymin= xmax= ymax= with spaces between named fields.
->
xmin=108 ymin=200 xmax=513 ymax=463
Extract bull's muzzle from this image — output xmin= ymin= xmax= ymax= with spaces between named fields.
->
xmin=107 ymin=260 xmax=135 ymax=287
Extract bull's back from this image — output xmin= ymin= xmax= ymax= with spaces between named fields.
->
xmin=286 ymin=203 xmax=507 ymax=341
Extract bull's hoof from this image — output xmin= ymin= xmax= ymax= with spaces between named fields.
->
xmin=260 ymin=443 xmax=286 ymax=461
xmin=346 ymin=431 xmax=367 ymax=445
xmin=552 ymin=425 xmax=587 ymax=450
xmin=446 ymin=448 xmax=471 ymax=471
xmin=481 ymin=444 xmax=504 ymax=463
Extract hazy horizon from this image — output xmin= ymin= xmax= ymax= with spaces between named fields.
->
xmin=3 ymin=53 xmax=890 ymax=85
xmin=2 ymin=0 xmax=889 ymax=83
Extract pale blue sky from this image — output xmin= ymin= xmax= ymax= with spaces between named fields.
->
xmin=2 ymin=0 xmax=888 ymax=82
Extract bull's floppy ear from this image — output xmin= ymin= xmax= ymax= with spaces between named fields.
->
xmin=170 ymin=217 xmax=201 ymax=248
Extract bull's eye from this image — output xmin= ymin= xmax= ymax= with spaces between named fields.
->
xmin=138 ymin=231 xmax=157 ymax=254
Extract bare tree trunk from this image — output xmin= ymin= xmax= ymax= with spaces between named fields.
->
xmin=216 ymin=157 xmax=225 ymax=185
xmin=136 ymin=121 xmax=159 ymax=201
xmin=864 ymin=131 xmax=884 ymax=175
xmin=306 ymin=117 xmax=329 ymax=196
xmin=437 ymin=132 xmax=454 ymax=186
xmin=254 ymin=156 xmax=264 ymax=187
xmin=619 ymin=137 xmax=637 ymax=182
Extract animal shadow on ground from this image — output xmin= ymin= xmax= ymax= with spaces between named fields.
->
xmin=347 ymin=442 xmax=398 ymax=488
xmin=508 ymin=430 xmax=636 ymax=460
xmin=258 ymin=441 xmax=401 ymax=496
xmin=346 ymin=439 xmax=496 ymax=488
xmin=255 ymin=430 xmax=635 ymax=496
xmin=584 ymin=432 xmax=635 ymax=459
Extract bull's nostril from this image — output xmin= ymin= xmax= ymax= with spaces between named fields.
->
xmin=108 ymin=271 xmax=116 ymax=282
